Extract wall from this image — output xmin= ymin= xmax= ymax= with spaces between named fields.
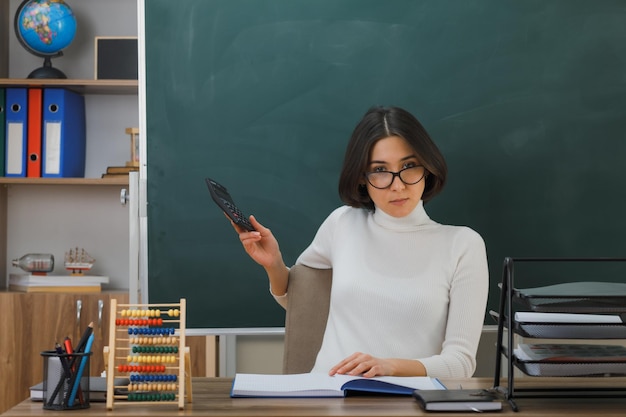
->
xmin=0 ymin=1 xmax=7 ymax=77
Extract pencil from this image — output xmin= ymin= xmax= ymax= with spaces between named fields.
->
xmin=74 ymin=322 xmax=94 ymax=354
xmin=65 ymin=322 xmax=94 ymax=382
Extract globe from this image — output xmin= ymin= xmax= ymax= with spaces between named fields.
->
xmin=14 ymin=0 xmax=77 ymax=79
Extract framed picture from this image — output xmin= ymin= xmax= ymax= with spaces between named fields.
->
xmin=94 ymin=36 xmax=138 ymax=80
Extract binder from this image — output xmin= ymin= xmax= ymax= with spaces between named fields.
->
xmin=0 ymin=88 xmax=5 ymax=176
xmin=42 ymin=88 xmax=86 ymax=178
xmin=5 ymin=88 xmax=28 ymax=177
xmin=27 ymin=88 xmax=43 ymax=177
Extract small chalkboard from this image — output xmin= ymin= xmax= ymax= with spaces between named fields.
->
xmin=94 ymin=37 xmax=138 ymax=80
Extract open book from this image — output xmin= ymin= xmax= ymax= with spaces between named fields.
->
xmin=230 ymin=373 xmax=445 ymax=398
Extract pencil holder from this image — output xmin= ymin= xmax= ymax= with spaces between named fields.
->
xmin=41 ymin=350 xmax=92 ymax=410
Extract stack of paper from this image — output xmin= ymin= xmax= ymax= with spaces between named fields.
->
xmin=9 ymin=274 xmax=109 ymax=293
xmin=516 ymin=343 xmax=626 ymax=362
xmin=514 ymin=343 xmax=626 ymax=376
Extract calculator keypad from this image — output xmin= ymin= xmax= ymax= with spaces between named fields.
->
xmin=222 ymin=199 xmax=254 ymax=230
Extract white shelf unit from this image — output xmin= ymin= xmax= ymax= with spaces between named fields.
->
xmin=1 ymin=0 xmax=139 ymax=290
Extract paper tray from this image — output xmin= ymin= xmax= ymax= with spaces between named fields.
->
xmin=514 ymin=322 xmax=626 ymax=339
xmin=513 ymin=282 xmax=626 ymax=313
xmin=513 ymin=357 xmax=626 ymax=377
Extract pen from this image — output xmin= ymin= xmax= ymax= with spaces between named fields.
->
xmin=63 ymin=337 xmax=73 ymax=358
xmin=54 ymin=342 xmax=72 ymax=378
xmin=63 ymin=336 xmax=84 ymax=404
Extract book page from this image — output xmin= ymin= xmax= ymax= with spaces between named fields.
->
xmin=232 ymin=373 xmax=345 ymax=397
xmin=340 ymin=375 xmax=445 ymax=392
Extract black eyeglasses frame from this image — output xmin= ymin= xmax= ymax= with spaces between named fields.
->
xmin=364 ymin=165 xmax=426 ymax=189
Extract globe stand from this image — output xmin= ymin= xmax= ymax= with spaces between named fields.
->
xmin=28 ymin=55 xmax=67 ymax=79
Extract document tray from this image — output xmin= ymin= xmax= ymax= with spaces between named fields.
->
xmin=513 ymin=282 xmax=626 ymax=313
xmin=514 ymin=322 xmax=626 ymax=339
xmin=512 ymin=357 xmax=626 ymax=377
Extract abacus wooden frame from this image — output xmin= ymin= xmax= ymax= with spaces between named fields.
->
xmin=105 ymin=299 xmax=190 ymax=410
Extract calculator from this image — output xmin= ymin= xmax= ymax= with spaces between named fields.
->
xmin=205 ymin=178 xmax=256 ymax=232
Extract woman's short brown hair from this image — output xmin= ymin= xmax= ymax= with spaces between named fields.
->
xmin=338 ymin=106 xmax=447 ymax=210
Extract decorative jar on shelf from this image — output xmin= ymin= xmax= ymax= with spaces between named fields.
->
xmin=12 ymin=253 xmax=54 ymax=273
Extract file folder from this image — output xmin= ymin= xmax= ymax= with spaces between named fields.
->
xmin=0 ymin=88 xmax=6 ymax=176
xmin=27 ymin=88 xmax=43 ymax=178
xmin=5 ymin=88 xmax=28 ymax=177
xmin=42 ymin=88 xmax=86 ymax=178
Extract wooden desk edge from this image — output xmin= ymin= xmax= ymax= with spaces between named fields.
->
xmin=2 ymin=377 xmax=626 ymax=417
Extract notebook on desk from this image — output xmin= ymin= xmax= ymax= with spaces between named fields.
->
xmin=30 ymin=377 xmax=129 ymax=402
xmin=413 ymin=389 xmax=503 ymax=412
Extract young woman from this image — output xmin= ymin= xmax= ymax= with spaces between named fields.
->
xmin=230 ymin=106 xmax=488 ymax=379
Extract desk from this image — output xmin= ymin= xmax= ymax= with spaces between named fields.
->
xmin=2 ymin=377 xmax=626 ymax=417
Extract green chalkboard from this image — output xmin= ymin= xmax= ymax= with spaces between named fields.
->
xmin=145 ymin=0 xmax=626 ymax=328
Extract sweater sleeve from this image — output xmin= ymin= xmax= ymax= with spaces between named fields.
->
xmin=295 ymin=206 xmax=349 ymax=268
xmin=419 ymin=227 xmax=489 ymax=378
xmin=270 ymin=206 xmax=346 ymax=307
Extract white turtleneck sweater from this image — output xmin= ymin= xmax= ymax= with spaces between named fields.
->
xmin=273 ymin=201 xmax=489 ymax=378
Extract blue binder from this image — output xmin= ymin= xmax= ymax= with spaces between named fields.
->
xmin=42 ymin=88 xmax=86 ymax=178
xmin=0 ymin=88 xmax=6 ymax=176
xmin=4 ymin=88 xmax=28 ymax=177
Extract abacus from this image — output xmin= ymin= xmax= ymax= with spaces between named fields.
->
xmin=104 ymin=298 xmax=191 ymax=410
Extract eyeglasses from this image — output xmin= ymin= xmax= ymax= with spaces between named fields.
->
xmin=365 ymin=165 xmax=426 ymax=189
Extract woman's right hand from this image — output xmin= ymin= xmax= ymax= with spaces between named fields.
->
xmin=229 ymin=214 xmax=282 ymax=269
xmin=229 ymin=214 xmax=289 ymax=297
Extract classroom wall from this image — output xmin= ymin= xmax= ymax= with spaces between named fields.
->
xmin=0 ymin=1 xmax=7 ymax=77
